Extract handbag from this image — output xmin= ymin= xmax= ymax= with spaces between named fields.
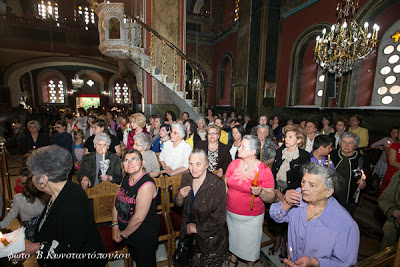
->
xmin=172 ymin=233 xmax=196 ymax=267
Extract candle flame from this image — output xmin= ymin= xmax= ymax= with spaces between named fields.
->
xmin=0 ymin=232 xmax=3 ymax=238
xmin=361 ymin=170 xmax=366 ymax=180
xmin=290 ymin=247 xmax=292 ymax=252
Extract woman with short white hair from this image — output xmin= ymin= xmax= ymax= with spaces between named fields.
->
xmin=133 ymin=133 xmax=160 ymax=178
xmin=159 ymin=123 xmax=192 ymax=176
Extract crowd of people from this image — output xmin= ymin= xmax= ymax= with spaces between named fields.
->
xmin=0 ymin=105 xmax=399 ymax=266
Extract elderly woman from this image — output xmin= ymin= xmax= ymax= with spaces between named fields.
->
xmin=330 ymin=131 xmax=371 ymax=215
xmin=78 ymin=133 xmax=122 ymax=190
xmin=133 ymin=133 xmax=160 ymax=178
xmin=270 ymin=124 xmax=310 ymax=259
xmin=51 ymin=120 xmax=72 ymax=153
xmin=270 ymin=163 xmax=360 ymax=267
xmin=196 ymin=117 xmax=207 ymax=141
xmin=84 ymin=118 xmax=122 ymax=156
xmin=159 ymin=123 xmax=192 ymax=176
xmin=229 ymin=125 xmax=244 ymax=160
xmin=112 ymin=149 xmax=160 ymax=267
xmin=22 ymin=145 xmax=107 ymax=266
xmin=127 ymin=113 xmax=150 ymax=150
xmin=304 ymin=120 xmax=319 ymax=153
xmin=225 ymin=135 xmax=275 ymax=267
xmin=195 ymin=125 xmax=231 ymax=177
xmin=330 ymin=118 xmax=350 ymax=149
xmin=19 ymin=120 xmax=50 ymax=154
xmin=174 ymin=149 xmax=229 ymax=266
xmin=378 ymin=170 xmax=400 ymax=250
xmin=257 ymin=124 xmax=276 ymax=166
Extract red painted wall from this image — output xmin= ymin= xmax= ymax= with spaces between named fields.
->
xmin=224 ymin=0 xmax=235 ymax=29
xmin=277 ymin=0 xmax=368 ymax=106
xmin=219 ymin=60 xmax=231 ymax=105
xmin=300 ymin=43 xmax=317 ymax=105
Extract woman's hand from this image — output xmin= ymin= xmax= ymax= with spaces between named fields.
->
xmin=178 ymin=186 xmax=191 ymax=200
xmin=81 ymin=177 xmax=91 ymax=190
xmin=216 ymin=168 xmax=224 ymax=178
xmin=100 ymin=174 xmax=112 ymax=182
xmin=285 ymin=189 xmax=301 ymax=206
xmin=392 ymin=209 xmax=400 ymax=224
xmin=275 ymin=189 xmax=285 ymax=202
xmin=162 ymin=166 xmax=173 ymax=176
xmin=284 ymin=256 xmax=318 ymax=267
xmin=112 ymin=226 xmax=122 ymax=243
xmin=186 ymin=223 xmax=197 ymax=234
xmin=250 ymin=185 xmax=263 ymax=196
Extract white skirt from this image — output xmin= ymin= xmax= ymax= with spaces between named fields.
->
xmin=227 ymin=210 xmax=264 ymax=262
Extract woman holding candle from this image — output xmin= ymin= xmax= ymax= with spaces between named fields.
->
xmin=78 ymin=133 xmax=122 ymax=189
xmin=22 ymin=145 xmax=107 ymax=266
xmin=370 ymin=127 xmax=399 ymax=189
xmin=19 ymin=120 xmax=50 ymax=154
xmin=225 ymin=135 xmax=275 ymax=267
xmin=318 ymin=116 xmax=335 ymax=135
xmin=112 ymin=149 xmax=160 ymax=267
xmin=270 ymin=124 xmax=309 ymax=260
xmin=174 ymin=149 xmax=229 ymax=266
xmin=270 ymin=163 xmax=359 ymax=267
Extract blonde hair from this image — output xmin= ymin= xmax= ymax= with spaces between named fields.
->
xmin=129 ymin=113 xmax=146 ymax=129
xmin=283 ymin=124 xmax=307 ymax=149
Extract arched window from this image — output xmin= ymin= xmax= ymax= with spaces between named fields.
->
xmin=371 ymin=19 xmax=400 ymax=106
xmin=74 ymin=5 xmax=96 ymax=30
xmin=217 ymin=53 xmax=234 ymax=105
xmin=36 ymin=1 xmax=59 ymax=21
xmin=46 ymin=78 xmax=64 ymax=103
xmin=114 ymin=82 xmax=130 ymax=104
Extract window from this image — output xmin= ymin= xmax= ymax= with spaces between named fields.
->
xmin=371 ymin=19 xmax=400 ymax=106
xmin=47 ymin=79 xmax=64 ymax=103
xmin=36 ymin=1 xmax=59 ymax=21
xmin=234 ymin=0 xmax=240 ymax=22
xmin=74 ymin=5 xmax=96 ymax=27
xmin=114 ymin=83 xmax=130 ymax=104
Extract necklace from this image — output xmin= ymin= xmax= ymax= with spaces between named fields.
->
xmin=307 ymin=207 xmax=325 ymax=222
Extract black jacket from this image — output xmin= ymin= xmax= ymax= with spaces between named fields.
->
xmin=271 ymin=147 xmax=310 ymax=192
xmin=77 ymin=151 xmax=122 ymax=186
xmin=35 ymin=181 xmax=106 ymax=266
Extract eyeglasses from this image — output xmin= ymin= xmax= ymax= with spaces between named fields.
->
xmin=123 ymin=157 xmax=140 ymax=164
xmin=208 ymin=132 xmax=218 ymax=136
xmin=95 ymin=143 xmax=108 ymax=147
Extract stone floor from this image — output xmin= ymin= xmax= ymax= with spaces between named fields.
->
xmin=0 ymin=152 xmax=384 ymax=266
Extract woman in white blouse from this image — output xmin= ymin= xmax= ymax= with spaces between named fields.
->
xmin=159 ymin=123 xmax=192 ymax=176
xmin=0 ymin=178 xmax=46 ymax=242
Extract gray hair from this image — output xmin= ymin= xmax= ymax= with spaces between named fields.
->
xmin=94 ymin=132 xmax=111 ymax=146
xmin=27 ymin=120 xmax=41 ymax=130
xmin=27 ymin=145 xmax=72 ymax=183
xmin=171 ymin=123 xmax=186 ymax=139
xmin=302 ymin=162 xmax=341 ymax=192
xmin=190 ymin=149 xmax=209 ymax=166
xmin=133 ymin=132 xmax=152 ymax=151
xmin=257 ymin=124 xmax=269 ymax=135
xmin=242 ymin=135 xmax=261 ymax=156
xmin=339 ymin=131 xmax=360 ymax=149
xmin=196 ymin=117 xmax=205 ymax=124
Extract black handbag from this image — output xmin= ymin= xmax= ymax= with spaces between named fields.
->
xmin=172 ymin=234 xmax=196 ymax=267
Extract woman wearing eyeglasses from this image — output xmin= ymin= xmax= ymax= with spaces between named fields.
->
xmin=78 ymin=133 xmax=122 ymax=190
xmin=112 ymin=149 xmax=160 ymax=267
xmin=51 ymin=120 xmax=72 ymax=153
xmin=194 ymin=125 xmax=231 ymax=178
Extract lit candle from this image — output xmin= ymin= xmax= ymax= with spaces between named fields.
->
xmin=250 ymin=167 xmax=259 ymax=210
xmin=327 ymin=154 xmax=330 ymax=168
xmin=33 ymin=146 xmax=36 ymax=150
xmin=322 ymin=130 xmax=325 ymax=135
xmin=387 ymin=141 xmax=391 ymax=148
xmin=286 ymin=247 xmax=293 ymax=267
xmin=0 ymin=232 xmax=10 ymax=246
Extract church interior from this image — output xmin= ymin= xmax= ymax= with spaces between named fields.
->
xmin=0 ymin=0 xmax=400 ymax=266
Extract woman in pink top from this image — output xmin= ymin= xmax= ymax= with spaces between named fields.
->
xmin=226 ymin=135 xmax=275 ymax=267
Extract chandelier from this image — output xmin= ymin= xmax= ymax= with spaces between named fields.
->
xmin=71 ymin=73 xmax=84 ymax=89
xmin=314 ymin=0 xmax=379 ymax=76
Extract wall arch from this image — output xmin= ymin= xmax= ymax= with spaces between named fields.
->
xmin=36 ymin=69 xmax=68 ymax=105
xmin=217 ymin=52 xmax=234 ymax=106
